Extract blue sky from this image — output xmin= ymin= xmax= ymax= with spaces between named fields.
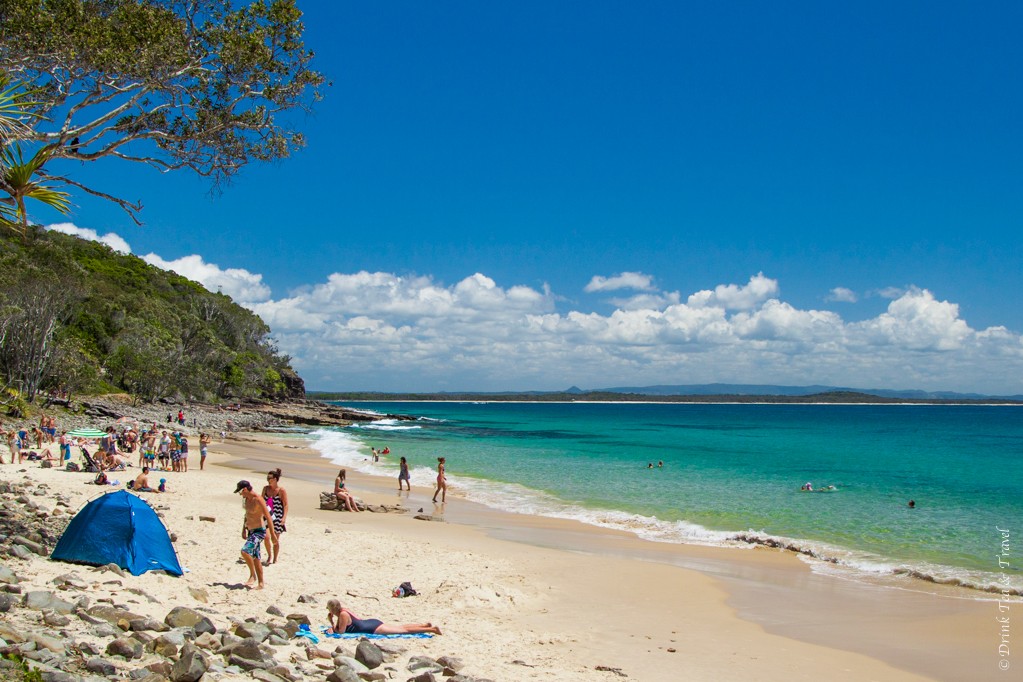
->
xmin=37 ymin=1 xmax=1023 ymax=394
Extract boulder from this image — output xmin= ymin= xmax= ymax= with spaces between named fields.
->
xmin=319 ymin=492 xmax=339 ymax=510
xmin=325 ymin=666 xmax=361 ymax=682
xmin=87 ymin=604 xmax=145 ymax=624
xmin=354 ymin=640 xmax=383 ymax=669
xmin=106 ymin=636 xmax=144 ymax=659
xmin=170 ymin=642 xmax=208 ymax=682
xmin=164 ymin=606 xmax=216 ymax=634
xmin=234 ymin=621 xmax=271 ymax=642
xmin=23 ymin=591 xmax=74 ymax=614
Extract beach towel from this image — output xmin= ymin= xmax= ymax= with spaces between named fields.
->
xmin=315 ymin=625 xmax=431 ymax=640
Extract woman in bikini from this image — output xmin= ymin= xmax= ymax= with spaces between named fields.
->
xmin=432 ymin=457 xmax=446 ymax=503
xmin=261 ymin=468 xmax=288 ymax=564
xmin=326 ymin=599 xmax=441 ymax=635
xmin=334 ymin=469 xmax=361 ymax=512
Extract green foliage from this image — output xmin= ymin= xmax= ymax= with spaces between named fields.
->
xmin=0 ymin=228 xmax=303 ymax=403
xmin=0 ymin=0 xmax=325 ymax=224
xmin=1 ymin=652 xmax=43 ymax=682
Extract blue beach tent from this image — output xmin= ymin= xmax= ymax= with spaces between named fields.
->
xmin=51 ymin=490 xmax=182 ymax=576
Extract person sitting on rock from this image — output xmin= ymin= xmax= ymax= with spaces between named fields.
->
xmin=333 ymin=469 xmax=362 ymax=512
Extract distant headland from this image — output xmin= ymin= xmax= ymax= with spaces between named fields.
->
xmin=309 ymin=383 xmax=1023 ymax=405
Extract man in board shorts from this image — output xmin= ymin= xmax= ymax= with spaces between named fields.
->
xmin=235 ymin=480 xmax=277 ymax=589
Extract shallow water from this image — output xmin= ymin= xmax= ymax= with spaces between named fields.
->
xmin=308 ymin=401 xmax=1023 ymax=595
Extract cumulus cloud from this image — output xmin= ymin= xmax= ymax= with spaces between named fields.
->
xmin=584 ymin=272 xmax=656 ymax=293
xmin=687 ymin=272 xmax=779 ymax=310
xmin=46 ymin=222 xmax=132 ymax=254
xmin=29 ymin=223 xmax=1023 ymax=394
xmin=142 ymin=253 xmax=271 ymax=305
xmin=251 ymin=267 xmax=1023 ymax=394
xmin=827 ymin=287 xmax=858 ymax=303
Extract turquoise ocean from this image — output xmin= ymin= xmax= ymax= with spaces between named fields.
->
xmin=303 ymin=402 xmax=1022 ymax=596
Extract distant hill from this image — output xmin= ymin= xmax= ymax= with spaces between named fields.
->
xmin=309 ymin=385 xmax=1023 ymax=405
xmin=596 ymin=384 xmax=1023 ymax=401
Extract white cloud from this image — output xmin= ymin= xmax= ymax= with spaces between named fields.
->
xmin=46 ymin=222 xmax=132 ymax=254
xmin=826 ymin=287 xmax=858 ymax=303
xmin=29 ymin=225 xmax=1023 ymax=394
xmin=141 ymin=253 xmax=271 ymax=305
xmin=262 ymin=272 xmax=1022 ymax=394
xmin=585 ymin=272 xmax=656 ymax=293
xmin=877 ymin=286 xmax=908 ymax=299
xmin=853 ymin=289 xmax=970 ymax=351
xmin=687 ymin=272 xmax=779 ymax=310
xmin=606 ymin=291 xmax=682 ymax=311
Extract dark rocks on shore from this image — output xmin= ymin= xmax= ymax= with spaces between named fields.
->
xmin=72 ymin=396 xmax=417 ymax=434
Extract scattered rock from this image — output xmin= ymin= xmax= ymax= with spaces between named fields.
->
xmin=355 ymin=640 xmax=384 ymax=669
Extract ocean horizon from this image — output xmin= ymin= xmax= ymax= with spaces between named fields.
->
xmin=300 ymin=401 xmax=1022 ymax=598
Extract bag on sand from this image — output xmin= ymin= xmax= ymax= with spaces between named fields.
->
xmin=392 ymin=581 xmax=418 ymax=598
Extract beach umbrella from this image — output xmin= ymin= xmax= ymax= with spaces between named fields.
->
xmin=66 ymin=428 xmax=107 ymax=439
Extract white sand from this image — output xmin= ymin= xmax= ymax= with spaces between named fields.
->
xmin=1 ymin=434 xmax=987 ymax=681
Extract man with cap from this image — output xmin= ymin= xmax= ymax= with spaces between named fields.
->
xmin=235 ymin=480 xmax=277 ymax=589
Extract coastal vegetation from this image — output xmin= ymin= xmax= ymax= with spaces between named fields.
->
xmin=0 ymin=0 xmax=319 ymax=411
xmin=0 ymin=228 xmax=302 ymax=407
xmin=0 ymin=0 xmax=323 ymax=230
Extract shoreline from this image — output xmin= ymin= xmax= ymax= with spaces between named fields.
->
xmin=0 ymin=420 xmax=1007 ymax=680
xmin=219 ymin=431 xmax=1005 ymax=682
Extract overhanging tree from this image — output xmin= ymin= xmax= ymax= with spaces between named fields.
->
xmin=0 ymin=0 xmax=324 ymax=224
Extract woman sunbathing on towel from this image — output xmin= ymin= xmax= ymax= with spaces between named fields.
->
xmin=326 ymin=599 xmax=441 ymax=635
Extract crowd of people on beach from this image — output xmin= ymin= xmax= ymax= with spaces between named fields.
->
xmin=6 ymin=411 xmax=446 ymax=633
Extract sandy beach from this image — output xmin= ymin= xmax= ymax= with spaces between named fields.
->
xmin=0 ymin=431 xmax=1007 ymax=681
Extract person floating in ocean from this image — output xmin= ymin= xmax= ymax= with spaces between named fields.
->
xmin=657 ymin=460 xmax=663 ymax=468
xmin=326 ymin=599 xmax=441 ymax=635
xmin=432 ymin=457 xmax=447 ymax=503
xmin=801 ymin=482 xmax=813 ymax=491
xmin=908 ymin=500 xmax=916 ymax=508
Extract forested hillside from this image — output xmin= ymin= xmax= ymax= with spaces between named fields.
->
xmin=0 ymin=229 xmax=303 ymax=406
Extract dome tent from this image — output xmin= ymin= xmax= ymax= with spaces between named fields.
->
xmin=51 ymin=490 xmax=182 ymax=576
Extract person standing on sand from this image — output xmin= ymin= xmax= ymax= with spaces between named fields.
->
xmin=432 ymin=457 xmax=447 ymax=503
xmin=261 ymin=468 xmax=288 ymax=564
xmin=235 ymin=480 xmax=276 ymax=589
xmin=398 ymin=456 xmax=411 ymax=491
xmin=199 ymin=433 xmax=211 ymax=470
